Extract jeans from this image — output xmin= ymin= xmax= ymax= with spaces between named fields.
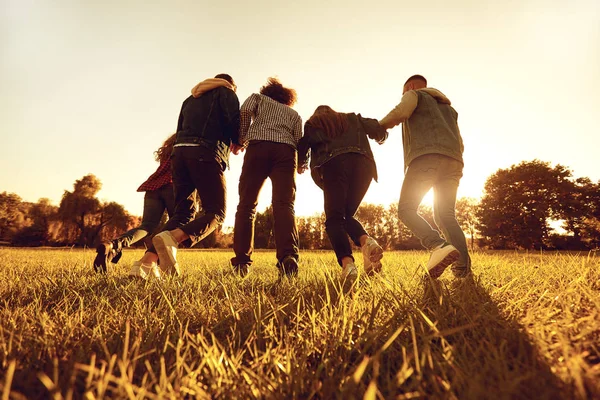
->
xmin=398 ymin=154 xmax=470 ymax=269
xmin=113 ymin=184 xmax=174 ymax=249
xmin=322 ymin=153 xmax=372 ymax=266
xmin=147 ymin=146 xmax=226 ymax=253
xmin=232 ymin=141 xmax=299 ymax=265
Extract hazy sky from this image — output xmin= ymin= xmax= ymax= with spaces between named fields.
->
xmin=1 ymin=0 xmax=599 ymax=227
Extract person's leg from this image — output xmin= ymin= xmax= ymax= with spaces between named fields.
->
xmin=343 ymin=155 xmax=384 ymax=274
xmin=322 ymin=157 xmax=353 ymax=267
xmin=94 ymin=188 xmax=166 ymax=272
xmin=398 ymin=155 xmax=445 ymax=250
xmin=231 ymin=143 xmax=270 ymax=268
xmin=177 ymin=159 xmax=227 ymax=244
xmin=143 ymin=152 xmax=196 ymax=269
xmin=269 ymin=143 xmax=299 ymax=268
xmin=433 ymin=158 xmax=471 ymax=277
xmin=116 ymin=190 xmax=165 ymax=249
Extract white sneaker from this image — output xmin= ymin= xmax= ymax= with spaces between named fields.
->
xmin=341 ymin=262 xmax=358 ymax=293
xmin=361 ymin=237 xmax=384 ymax=275
xmin=129 ymin=260 xmax=161 ymax=280
xmin=426 ymin=243 xmax=460 ymax=279
xmin=152 ymin=231 xmax=180 ymax=276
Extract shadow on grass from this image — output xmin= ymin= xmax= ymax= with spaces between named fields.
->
xmin=413 ymin=275 xmax=574 ymax=399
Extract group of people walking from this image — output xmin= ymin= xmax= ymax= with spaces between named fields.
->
xmin=93 ymin=73 xmax=471 ymax=287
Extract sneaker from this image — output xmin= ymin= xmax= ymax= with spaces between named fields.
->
xmin=278 ymin=255 xmax=298 ymax=279
xmin=152 ymin=231 xmax=180 ymax=276
xmin=129 ymin=260 xmax=161 ymax=280
xmin=362 ymin=237 xmax=384 ymax=275
xmin=93 ymin=242 xmax=117 ymax=273
xmin=427 ymin=243 xmax=460 ymax=279
xmin=233 ymin=263 xmax=250 ymax=277
xmin=341 ymin=262 xmax=358 ymax=293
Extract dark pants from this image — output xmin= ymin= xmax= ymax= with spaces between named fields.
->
xmin=113 ymin=184 xmax=174 ymax=249
xmin=232 ymin=141 xmax=299 ymax=265
xmin=398 ymin=154 xmax=470 ymax=269
xmin=147 ymin=147 xmax=226 ymax=253
xmin=321 ymin=153 xmax=372 ymax=266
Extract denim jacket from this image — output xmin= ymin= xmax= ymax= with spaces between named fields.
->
xmin=175 ymin=86 xmax=240 ymax=167
xmin=298 ymin=113 xmax=387 ymax=187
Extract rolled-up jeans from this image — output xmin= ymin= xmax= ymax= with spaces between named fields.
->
xmin=398 ymin=154 xmax=470 ymax=269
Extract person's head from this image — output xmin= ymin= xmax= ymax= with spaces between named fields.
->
xmin=260 ymin=77 xmax=297 ymax=106
xmin=214 ymin=73 xmax=237 ymax=92
xmin=307 ymin=105 xmax=348 ymax=138
xmin=155 ymin=133 xmax=177 ymax=162
xmin=403 ymin=74 xmax=427 ymax=94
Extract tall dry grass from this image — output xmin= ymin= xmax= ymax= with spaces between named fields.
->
xmin=0 ymin=248 xmax=598 ymax=399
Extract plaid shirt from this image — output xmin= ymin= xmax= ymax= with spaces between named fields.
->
xmin=239 ymin=93 xmax=302 ymax=148
xmin=137 ymin=159 xmax=172 ymax=192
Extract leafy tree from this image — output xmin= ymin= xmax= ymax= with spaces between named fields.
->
xmin=0 ymin=192 xmax=24 ymax=240
xmin=477 ymin=160 xmax=574 ymax=249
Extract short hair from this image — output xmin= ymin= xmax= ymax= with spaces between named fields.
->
xmin=214 ymin=73 xmax=236 ymax=90
xmin=260 ymin=77 xmax=297 ymax=106
xmin=404 ymin=74 xmax=427 ymax=86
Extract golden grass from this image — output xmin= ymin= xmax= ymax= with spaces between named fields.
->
xmin=0 ymin=248 xmax=598 ymax=399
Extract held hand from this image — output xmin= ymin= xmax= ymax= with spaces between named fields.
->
xmin=231 ymin=143 xmax=245 ymax=155
xmin=297 ymin=165 xmax=308 ymax=174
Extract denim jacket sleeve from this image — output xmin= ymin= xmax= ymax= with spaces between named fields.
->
xmin=359 ymin=114 xmax=388 ymax=144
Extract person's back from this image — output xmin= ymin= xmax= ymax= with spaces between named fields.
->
xmin=380 ymin=74 xmax=470 ymax=279
xmin=401 ymin=89 xmax=463 ymax=170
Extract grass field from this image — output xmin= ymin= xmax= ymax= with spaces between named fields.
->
xmin=0 ymin=248 xmax=598 ymax=399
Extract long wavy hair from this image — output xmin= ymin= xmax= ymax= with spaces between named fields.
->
xmin=306 ymin=105 xmax=349 ymax=138
xmin=260 ymin=77 xmax=297 ymax=106
xmin=154 ymin=133 xmax=177 ymax=162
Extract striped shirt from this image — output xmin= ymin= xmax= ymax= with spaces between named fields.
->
xmin=239 ymin=93 xmax=302 ymax=149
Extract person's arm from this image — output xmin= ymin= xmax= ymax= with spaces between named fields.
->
xmin=359 ymin=115 xmax=388 ymax=144
xmin=238 ymin=94 xmax=259 ymax=146
xmin=176 ymin=98 xmax=189 ymax=132
xmin=293 ymin=114 xmax=303 ymax=146
xmin=297 ymin=124 xmax=312 ymax=173
xmin=379 ymin=91 xmax=418 ymax=129
xmin=219 ymin=88 xmax=241 ymax=145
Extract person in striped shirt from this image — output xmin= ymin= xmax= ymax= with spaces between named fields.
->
xmin=230 ymin=77 xmax=302 ymax=278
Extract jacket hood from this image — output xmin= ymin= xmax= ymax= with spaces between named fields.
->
xmin=191 ymin=78 xmax=234 ymax=98
xmin=418 ymin=88 xmax=451 ymax=105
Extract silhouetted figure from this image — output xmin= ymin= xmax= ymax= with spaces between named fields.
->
xmin=137 ymin=74 xmax=240 ymax=277
xmin=230 ymin=78 xmax=302 ymax=278
xmin=298 ymin=105 xmax=388 ymax=290
xmin=380 ymin=74 xmax=470 ymax=278
xmin=93 ymin=133 xmax=177 ymax=278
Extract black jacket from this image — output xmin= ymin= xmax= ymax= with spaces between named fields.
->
xmin=175 ymin=86 xmax=240 ymax=167
xmin=298 ymin=113 xmax=388 ymax=188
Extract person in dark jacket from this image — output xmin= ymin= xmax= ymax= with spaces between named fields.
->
xmin=137 ymin=73 xmax=240 ymax=277
xmin=297 ymin=105 xmax=388 ymax=289
xmin=93 ymin=133 xmax=179 ymax=278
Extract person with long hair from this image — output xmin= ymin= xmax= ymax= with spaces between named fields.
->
xmin=297 ymin=105 xmax=388 ymax=289
xmin=93 ymin=133 xmax=177 ymax=278
xmin=230 ymin=77 xmax=302 ymax=278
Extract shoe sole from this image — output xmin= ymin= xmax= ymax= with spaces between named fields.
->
xmin=368 ymin=246 xmax=384 ymax=263
xmin=365 ymin=261 xmax=383 ymax=276
xmin=428 ymin=249 xmax=460 ymax=279
xmin=93 ymin=244 xmax=109 ymax=273
xmin=153 ymin=235 xmax=180 ymax=276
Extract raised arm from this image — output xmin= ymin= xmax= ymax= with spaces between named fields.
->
xmin=379 ymin=90 xmax=418 ymax=129
xmin=359 ymin=115 xmax=388 ymax=144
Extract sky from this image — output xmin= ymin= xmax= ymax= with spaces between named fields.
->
xmin=1 ymin=0 xmax=599 ymax=228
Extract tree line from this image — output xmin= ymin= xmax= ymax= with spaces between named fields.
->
xmin=1 ymin=160 xmax=599 ymax=250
